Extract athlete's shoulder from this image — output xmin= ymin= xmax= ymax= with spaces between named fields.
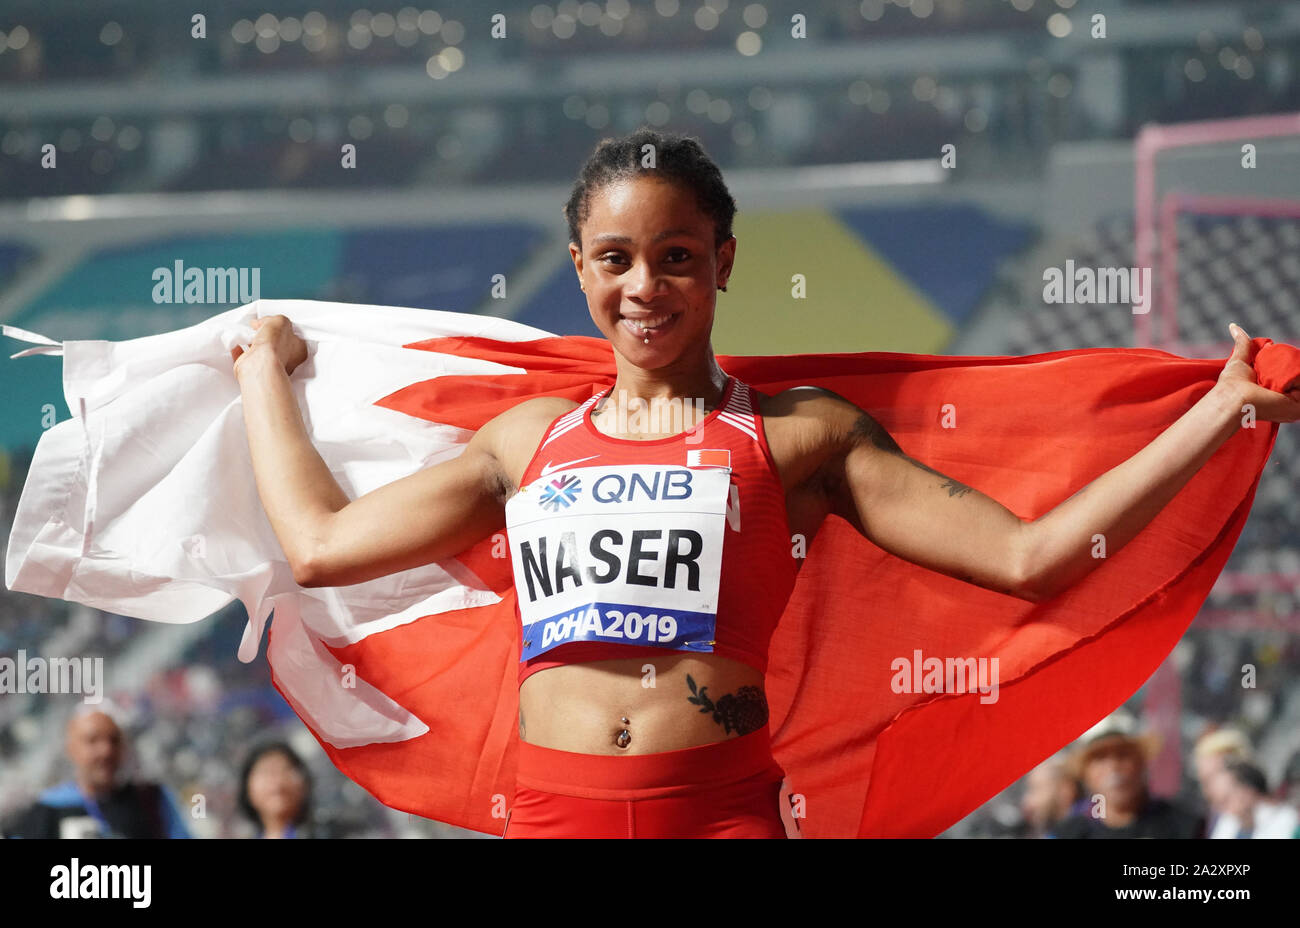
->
xmin=749 ymin=386 xmax=882 ymax=493
xmin=755 ymin=386 xmax=869 ymax=447
xmin=504 ymin=394 xmax=583 ymax=424
xmin=474 ymin=394 xmax=585 ymax=491
xmin=476 ymin=394 xmax=581 ymax=440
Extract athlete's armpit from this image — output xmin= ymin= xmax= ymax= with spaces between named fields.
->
xmin=848 ymin=410 xmax=902 ymax=455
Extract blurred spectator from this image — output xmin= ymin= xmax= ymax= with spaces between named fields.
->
xmin=1020 ymin=754 xmax=1081 ymax=838
xmin=238 ymin=741 xmax=318 ymax=838
xmin=1208 ymin=760 xmax=1300 ymax=839
xmin=1 ymin=705 xmax=189 ymax=838
xmin=1192 ymin=727 xmax=1253 ymax=836
xmin=1282 ymin=750 xmax=1300 ymax=809
xmin=1051 ymin=711 xmax=1202 ymax=839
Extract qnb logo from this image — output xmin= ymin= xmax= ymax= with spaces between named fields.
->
xmin=539 ymin=474 xmax=582 ymax=511
xmin=592 ymin=470 xmax=693 ymax=504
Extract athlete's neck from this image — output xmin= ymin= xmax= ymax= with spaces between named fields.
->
xmin=601 ymin=350 xmax=729 ymax=416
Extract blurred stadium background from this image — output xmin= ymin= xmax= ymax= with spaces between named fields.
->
xmin=0 ymin=0 xmax=1297 ymax=837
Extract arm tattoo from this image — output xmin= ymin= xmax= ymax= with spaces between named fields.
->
xmin=849 ymin=408 xmax=1007 ymax=590
xmin=900 ymin=447 xmax=975 ymax=498
xmin=686 ymin=674 xmax=769 ymax=736
xmin=938 ymin=477 xmax=974 ymax=498
xmin=850 ymin=412 xmax=974 ymax=498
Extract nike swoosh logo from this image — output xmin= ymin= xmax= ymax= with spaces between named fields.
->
xmin=540 ymin=455 xmax=600 ymax=476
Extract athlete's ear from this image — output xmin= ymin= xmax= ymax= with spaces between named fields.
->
xmin=716 ymin=235 xmax=737 ymax=290
xmin=569 ymin=241 xmax=585 ymax=290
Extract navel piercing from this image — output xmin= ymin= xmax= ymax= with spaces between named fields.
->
xmin=643 ymin=336 xmax=650 ymax=344
xmin=616 ymin=729 xmax=632 ymax=749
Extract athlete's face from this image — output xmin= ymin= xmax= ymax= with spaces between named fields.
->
xmin=571 ymin=175 xmax=734 ymax=367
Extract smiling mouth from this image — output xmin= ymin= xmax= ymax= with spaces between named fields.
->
xmin=620 ymin=312 xmax=680 ymax=340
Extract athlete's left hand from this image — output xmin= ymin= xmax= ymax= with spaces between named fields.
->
xmin=1217 ymin=323 xmax=1300 ymax=424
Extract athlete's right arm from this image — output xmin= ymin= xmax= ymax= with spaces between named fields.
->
xmin=293 ymin=426 xmax=511 ymax=588
xmin=235 ymin=324 xmax=536 ymax=589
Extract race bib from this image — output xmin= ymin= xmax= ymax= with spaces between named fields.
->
xmin=505 ymin=463 xmax=731 ymax=661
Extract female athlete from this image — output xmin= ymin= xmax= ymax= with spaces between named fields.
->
xmin=231 ymin=128 xmax=1300 ymax=838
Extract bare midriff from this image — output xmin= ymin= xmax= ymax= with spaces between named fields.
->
xmin=517 ymin=652 xmax=767 ymax=755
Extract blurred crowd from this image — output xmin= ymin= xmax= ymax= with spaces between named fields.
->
xmin=1 ymin=701 xmax=369 ymax=839
xmin=1 ymin=1 xmax=1296 ymax=198
xmin=1012 ymin=712 xmax=1300 ymax=839
xmin=948 ymin=621 xmax=1300 ymax=838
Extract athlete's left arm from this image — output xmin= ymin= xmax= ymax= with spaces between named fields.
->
xmin=802 ymin=389 xmax=1037 ymax=602
xmin=818 ymin=325 xmax=1300 ymax=604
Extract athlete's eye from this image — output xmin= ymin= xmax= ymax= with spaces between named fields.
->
xmin=596 ymin=249 xmax=689 ymax=268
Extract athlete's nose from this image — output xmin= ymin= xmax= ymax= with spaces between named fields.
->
xmin=624 ymin=258 xmax=662 ymax=304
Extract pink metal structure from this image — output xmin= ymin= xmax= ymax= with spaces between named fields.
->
xmin=1134 ymin=111 xmax=1300 ymax=349
xmin=1131 ymin=113 xmax=1300 ymax=798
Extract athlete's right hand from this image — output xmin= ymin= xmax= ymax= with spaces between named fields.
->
xmin=231 ymin=315 xmax=309 ymax=381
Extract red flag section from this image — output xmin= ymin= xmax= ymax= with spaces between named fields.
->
xmin=271 ymin=336 xmax=1298 ymax=837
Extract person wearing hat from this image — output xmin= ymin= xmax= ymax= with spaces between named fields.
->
xmin=1050 ymin=710 xmax=1202 ymax=839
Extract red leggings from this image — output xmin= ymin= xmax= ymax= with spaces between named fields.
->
xmin=504 ymin=725 xmax=791 ymax=838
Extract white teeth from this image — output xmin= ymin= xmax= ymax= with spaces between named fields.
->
xmin=627 ymin=313 xmax=672 ymax=330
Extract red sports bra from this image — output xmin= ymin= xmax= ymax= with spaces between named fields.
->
xmin=504 ymin=375 xmax=798 ymax=686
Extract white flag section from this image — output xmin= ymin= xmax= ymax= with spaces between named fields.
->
xmin=3 ymin=299 xmax=556 ymax=749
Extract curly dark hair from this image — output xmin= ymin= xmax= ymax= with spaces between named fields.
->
xmin=237 ymin=740 xmax=313 ymax=828
xmin=563 ymin=127 xmax=737 ymax=251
